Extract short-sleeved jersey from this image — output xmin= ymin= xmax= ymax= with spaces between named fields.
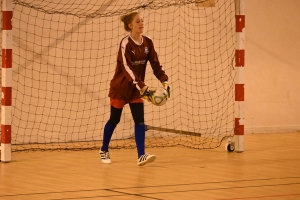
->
xmin=108 ymin=35 xmax=168 ymax=102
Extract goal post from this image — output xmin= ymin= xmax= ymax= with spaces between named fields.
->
xmin=0 ymin=0 xmax=244 ymax=158
xmin=234 ymin=0 xmax=245 ymax=152
xmin=1 ymin=0 xmax=13 ymax=162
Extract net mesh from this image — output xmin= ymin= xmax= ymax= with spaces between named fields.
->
xmin=1 ymin=0 xmax=236 ymax=151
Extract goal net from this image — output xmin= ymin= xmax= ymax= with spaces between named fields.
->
xmin=2 ymin=0 xmax=235 ymax=151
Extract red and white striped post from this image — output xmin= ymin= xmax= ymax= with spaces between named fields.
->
xmin=234 ymin=0 xmax=245 ymax=153
xmin=1 ymin=0 xmax=13 ymax=162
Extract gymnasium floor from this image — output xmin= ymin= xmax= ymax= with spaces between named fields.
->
xmin=0 ymin=132 xmax=300 ymax=200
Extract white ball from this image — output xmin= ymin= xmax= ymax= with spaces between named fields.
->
xmin=151 ymin=88 xmax=168 ymax=106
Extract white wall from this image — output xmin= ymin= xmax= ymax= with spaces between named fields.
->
xmin=246 ymin=0 xmax=300 ymax=133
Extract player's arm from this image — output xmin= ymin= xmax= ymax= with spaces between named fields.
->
xmin=118 ymin=39 xmax=146 ymax=91
xmin=148 ymin=40 xmax=170 ymax=97
xmin=148 ymin=40 xmax=168 ymax=82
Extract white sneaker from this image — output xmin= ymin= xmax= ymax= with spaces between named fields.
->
xmin=100 ymin=150 xmax=111 ymax=164
xmin=137 ymin=153 xmax=156 ymax=166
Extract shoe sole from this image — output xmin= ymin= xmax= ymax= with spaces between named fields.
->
xmin=101 ymin=160 xmax=112 ymax=164
xmin=138 ymin=155 xmax=156 ymax=166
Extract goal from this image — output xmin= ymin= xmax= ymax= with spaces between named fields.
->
xmin=1 ymin=0 xmax=245 ymax=161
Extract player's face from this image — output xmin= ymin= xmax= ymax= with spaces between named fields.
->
xmin=130 ymin=14 xmax=144 ymax=34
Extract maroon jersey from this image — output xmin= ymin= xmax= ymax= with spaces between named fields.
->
xmin=108 ymin=35 xmax=168 ymax=102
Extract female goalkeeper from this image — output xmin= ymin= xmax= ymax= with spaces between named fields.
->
xmin=99 ymin=12 xmax=170 ymax=166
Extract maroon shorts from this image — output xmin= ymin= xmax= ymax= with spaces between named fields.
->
xmin=110 ymin=98 xmax=143 ymax=109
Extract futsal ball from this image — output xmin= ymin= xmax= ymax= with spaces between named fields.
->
xmin=150 ymin=88 xmax=168 ymax=106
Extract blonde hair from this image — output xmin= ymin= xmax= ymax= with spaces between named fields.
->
xmin=120 ymin=12 xmax=139 ymax=32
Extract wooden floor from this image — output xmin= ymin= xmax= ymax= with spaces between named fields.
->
xmin=1 ymin=132 xmax=300 ymax=200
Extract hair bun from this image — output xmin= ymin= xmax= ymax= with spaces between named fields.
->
xmin=120 ymin=15 xmax=126 ymax=22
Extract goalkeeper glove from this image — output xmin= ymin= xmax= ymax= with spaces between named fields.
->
xmin=162 ymin=81 xmax=170 ymax=98
xmin=140 ymin=86 xmax=156 ymax=102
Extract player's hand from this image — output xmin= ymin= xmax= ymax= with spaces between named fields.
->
xmin=162 ymin=81 xmax=170 ymax=98
xmin=140 ymin=86 xmax=156 ymax=102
